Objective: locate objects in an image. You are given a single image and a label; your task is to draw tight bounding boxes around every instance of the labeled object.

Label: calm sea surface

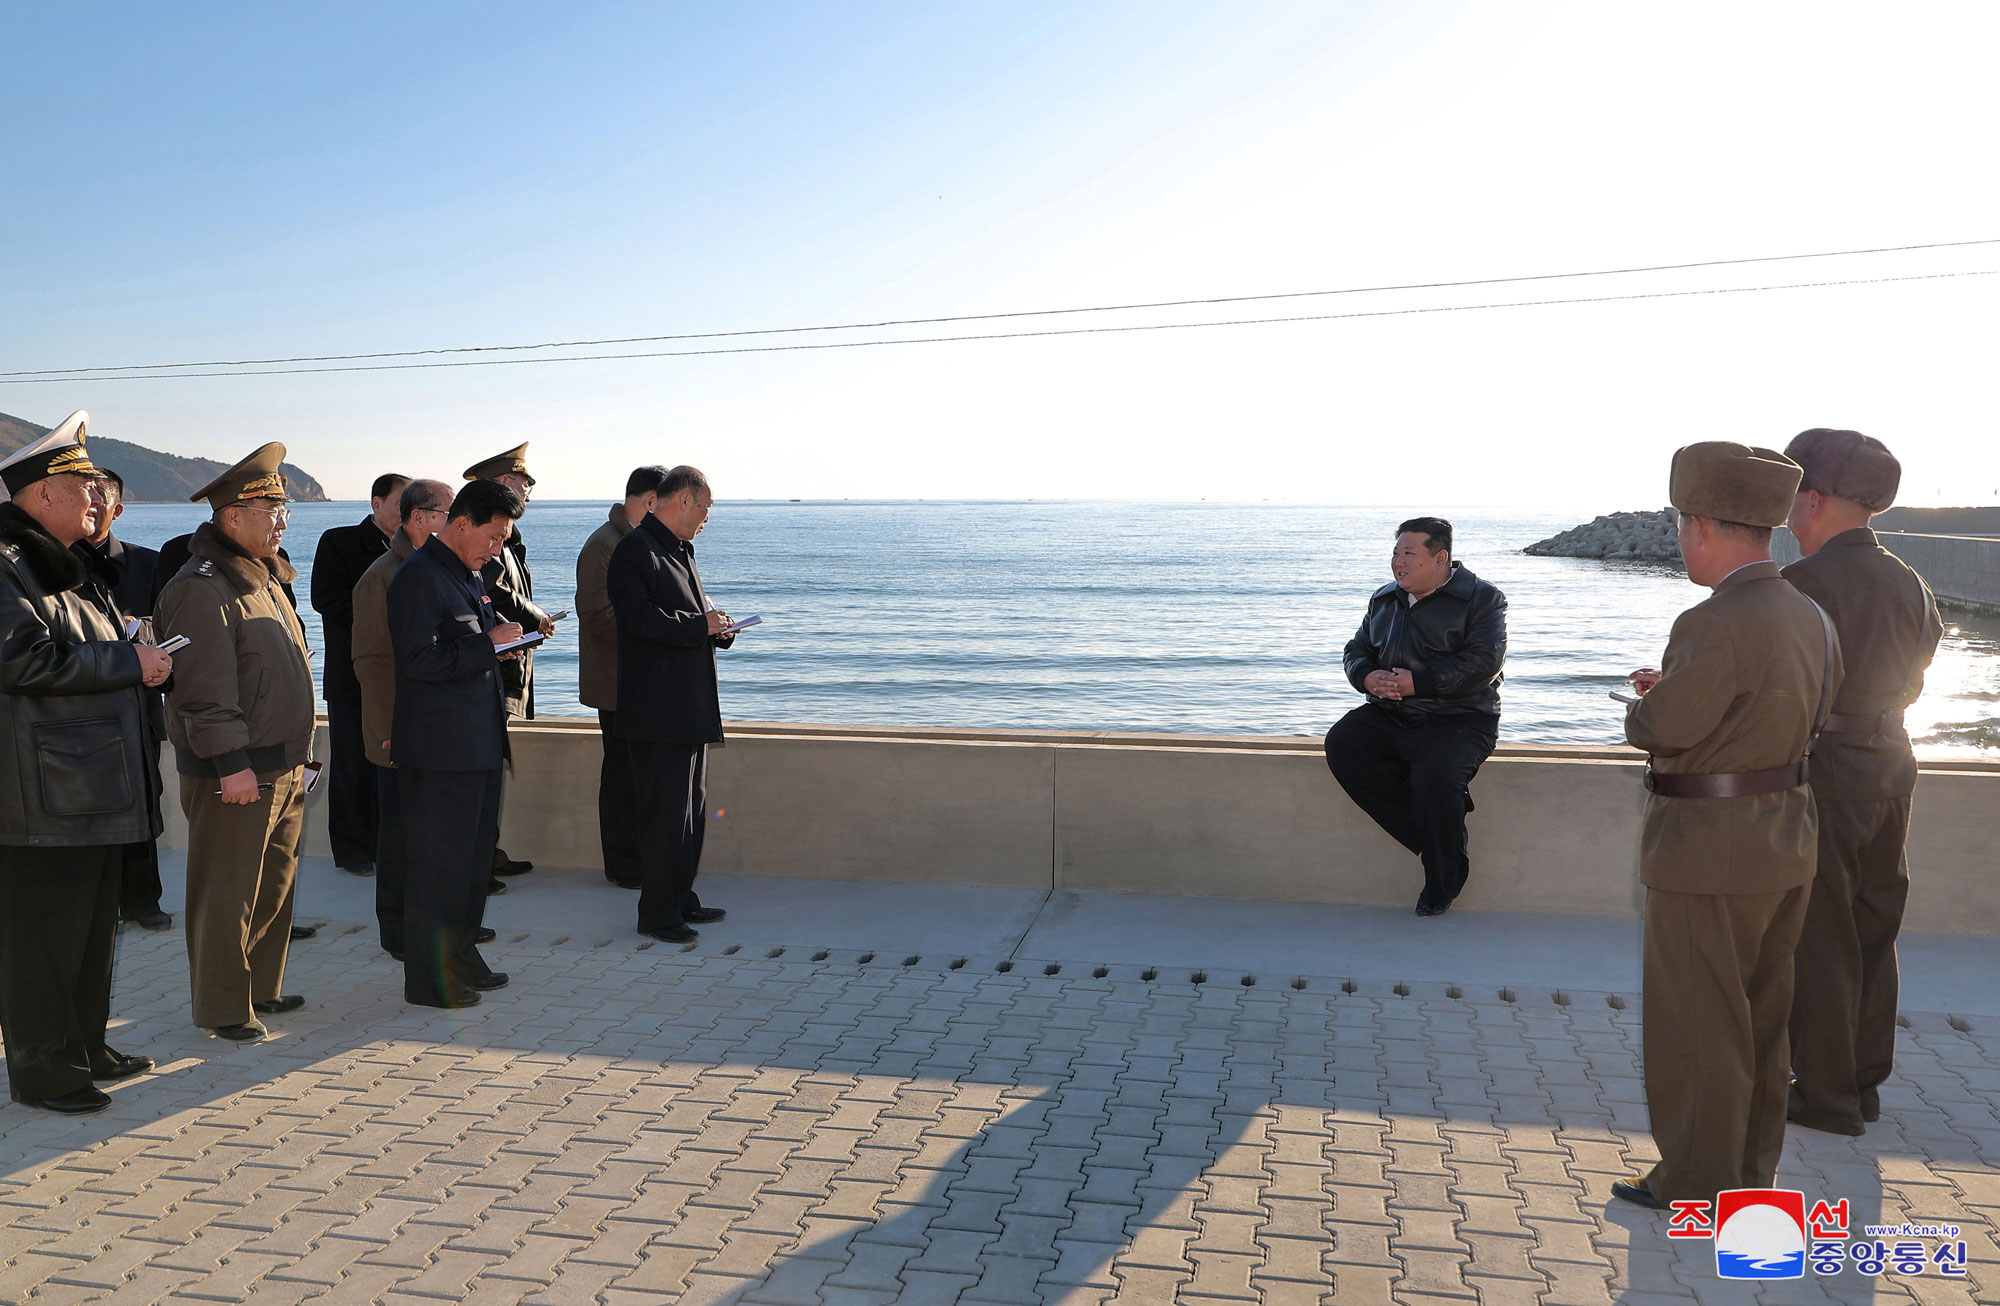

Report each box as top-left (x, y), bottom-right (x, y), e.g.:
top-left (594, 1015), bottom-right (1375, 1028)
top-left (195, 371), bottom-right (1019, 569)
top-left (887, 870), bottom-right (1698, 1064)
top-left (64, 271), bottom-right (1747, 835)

top-left (114, 501), bottom-right (2000, 756)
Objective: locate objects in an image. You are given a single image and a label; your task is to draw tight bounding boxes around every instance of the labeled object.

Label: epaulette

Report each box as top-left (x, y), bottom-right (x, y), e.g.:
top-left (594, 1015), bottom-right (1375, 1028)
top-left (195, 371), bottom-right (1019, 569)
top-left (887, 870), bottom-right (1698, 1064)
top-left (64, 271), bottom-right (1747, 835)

top-left (196, 560), bottom-right (216, 576)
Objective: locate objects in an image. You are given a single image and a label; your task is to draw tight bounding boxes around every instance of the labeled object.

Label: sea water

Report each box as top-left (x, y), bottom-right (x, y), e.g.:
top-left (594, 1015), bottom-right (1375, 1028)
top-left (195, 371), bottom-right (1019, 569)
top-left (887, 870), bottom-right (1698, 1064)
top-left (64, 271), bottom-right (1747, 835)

top-left (112, 501), bottom-right (2000, 755)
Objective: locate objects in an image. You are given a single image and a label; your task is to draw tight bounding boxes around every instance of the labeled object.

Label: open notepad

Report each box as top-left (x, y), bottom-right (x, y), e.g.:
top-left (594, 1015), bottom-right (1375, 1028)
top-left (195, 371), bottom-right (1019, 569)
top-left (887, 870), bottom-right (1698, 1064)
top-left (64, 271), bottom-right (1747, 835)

top-left (719, 614), bottom-right (762, 637)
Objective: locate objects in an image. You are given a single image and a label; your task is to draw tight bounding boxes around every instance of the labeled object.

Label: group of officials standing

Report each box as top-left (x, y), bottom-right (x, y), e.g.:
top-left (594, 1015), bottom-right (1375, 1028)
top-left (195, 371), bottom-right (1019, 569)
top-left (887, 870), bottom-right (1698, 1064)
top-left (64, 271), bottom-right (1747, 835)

top-left (0, 416), bottom-right (740, 1110)
top-left (0, 413), bottom-right (1957, 1223)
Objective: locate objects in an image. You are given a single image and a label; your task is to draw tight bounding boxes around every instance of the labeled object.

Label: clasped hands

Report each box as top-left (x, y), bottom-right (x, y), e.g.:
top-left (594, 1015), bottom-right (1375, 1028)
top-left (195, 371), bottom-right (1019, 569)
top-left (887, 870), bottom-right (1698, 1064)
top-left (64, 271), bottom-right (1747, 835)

top-left (1365, 668), bottom-right (1417, 700)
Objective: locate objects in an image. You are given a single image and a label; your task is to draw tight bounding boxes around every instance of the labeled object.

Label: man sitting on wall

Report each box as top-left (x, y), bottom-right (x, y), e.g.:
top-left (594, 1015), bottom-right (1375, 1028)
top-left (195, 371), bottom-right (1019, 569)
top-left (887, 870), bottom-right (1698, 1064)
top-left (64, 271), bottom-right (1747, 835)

top-left (1325, 517), bottom-right (1509, 917)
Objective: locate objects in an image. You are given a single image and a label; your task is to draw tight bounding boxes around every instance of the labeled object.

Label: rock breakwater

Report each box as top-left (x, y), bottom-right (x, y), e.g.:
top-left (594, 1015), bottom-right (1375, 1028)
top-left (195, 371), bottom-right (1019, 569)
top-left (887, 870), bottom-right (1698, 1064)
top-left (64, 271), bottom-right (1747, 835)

top-left (1524, 509), bottom-right (1682, 564)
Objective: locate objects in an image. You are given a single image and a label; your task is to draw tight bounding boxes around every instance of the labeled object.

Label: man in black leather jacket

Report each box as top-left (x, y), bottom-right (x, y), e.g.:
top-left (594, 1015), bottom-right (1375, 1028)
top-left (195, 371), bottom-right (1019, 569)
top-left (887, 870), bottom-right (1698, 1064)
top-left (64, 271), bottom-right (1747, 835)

top-left (1326, 517), bottom-right (1507, 917)
top-left (0, 413), bottom-right (170, 1113)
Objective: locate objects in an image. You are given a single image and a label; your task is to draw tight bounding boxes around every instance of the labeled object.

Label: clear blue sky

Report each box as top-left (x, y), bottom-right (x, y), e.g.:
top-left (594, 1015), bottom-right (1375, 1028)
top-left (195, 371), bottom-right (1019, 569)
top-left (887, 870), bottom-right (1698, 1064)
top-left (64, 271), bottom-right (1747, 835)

top-left (5, 2), bottom-right (1998, 504)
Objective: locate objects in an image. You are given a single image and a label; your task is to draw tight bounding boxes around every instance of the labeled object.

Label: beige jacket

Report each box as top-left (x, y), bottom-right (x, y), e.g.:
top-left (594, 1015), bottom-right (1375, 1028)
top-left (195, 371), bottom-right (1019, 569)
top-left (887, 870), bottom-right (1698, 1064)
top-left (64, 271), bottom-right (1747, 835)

top-left (351, 530), bottom-right (418, 767)
top-left (1626, 561), bottom-right (1844, 895)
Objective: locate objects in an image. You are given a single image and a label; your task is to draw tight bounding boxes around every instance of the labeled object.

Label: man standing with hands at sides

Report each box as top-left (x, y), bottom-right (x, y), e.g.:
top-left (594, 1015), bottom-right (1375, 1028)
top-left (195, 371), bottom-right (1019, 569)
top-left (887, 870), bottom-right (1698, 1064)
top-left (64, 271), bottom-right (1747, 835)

top-left (311, 472), bottom-right (409, 878)
top-left (1325, 517), bottom-right (1507, 917)
top-left (578, 466), bottom-right (668, 889)
top-left (72, 467), bottom-right (173, 932)
top-left (0, 413), bottom-right (166, 1113)
top-left (158, 444), bottom-right (317, 1043)
top-left (1780, 430), bottom-right (1943, 1137)
top-left (608, 465), bottom-right (735, 942)
top-left (350, 478), bottom-right (474, 962)
top-left (462, 445), bottom-right (552, 888)
top-left (1611, 442), bottom-right (1841, 1212)
top-left (388, 479), bottom-right (524, 1008)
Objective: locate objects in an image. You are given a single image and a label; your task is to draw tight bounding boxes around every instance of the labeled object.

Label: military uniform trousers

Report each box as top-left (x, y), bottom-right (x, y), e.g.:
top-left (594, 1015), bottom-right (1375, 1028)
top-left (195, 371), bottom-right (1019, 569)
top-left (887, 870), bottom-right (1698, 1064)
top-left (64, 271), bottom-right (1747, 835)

top-left (0, 846), bottom-right (120, 1102)
top-left (399, 767), bottom-right (501, 1007)
top-left (1789, 793), bottom-right (1913, 1134)
top-left (179, 764), bottom-right (304, 1029)
top-left (324, 692), bottom-right (379, 870)
top-left (1643, 882), bottom-right (1810, 1203)
top-left (597, 710), bottom-right (643, 884)
top-left (374, 767), bottom-right (408, 956)
top-left (627, 741), bottom-right (710, 933)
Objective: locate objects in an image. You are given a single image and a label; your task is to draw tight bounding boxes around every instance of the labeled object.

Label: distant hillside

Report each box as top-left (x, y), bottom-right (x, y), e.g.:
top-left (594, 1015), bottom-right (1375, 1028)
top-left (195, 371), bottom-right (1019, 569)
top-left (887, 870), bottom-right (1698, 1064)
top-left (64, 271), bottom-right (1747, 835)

top-left (0, 410), bottom-right (327, 502)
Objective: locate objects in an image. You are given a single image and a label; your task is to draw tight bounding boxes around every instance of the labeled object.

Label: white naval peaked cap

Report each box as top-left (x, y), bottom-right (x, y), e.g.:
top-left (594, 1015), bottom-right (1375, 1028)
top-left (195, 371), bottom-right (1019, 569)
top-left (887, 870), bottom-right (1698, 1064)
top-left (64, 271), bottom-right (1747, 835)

top-left (0, 411), bottom-right (100, 496)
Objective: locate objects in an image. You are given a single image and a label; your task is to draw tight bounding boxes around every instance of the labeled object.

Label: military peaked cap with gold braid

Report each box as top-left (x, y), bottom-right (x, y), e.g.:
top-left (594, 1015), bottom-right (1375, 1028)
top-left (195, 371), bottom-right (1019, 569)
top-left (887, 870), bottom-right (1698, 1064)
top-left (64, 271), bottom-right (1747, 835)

top-left (189, 442), bottom-right (291, 510)
top-left (463, 443), bottom-right (534, 484)
top-left (1784, 428), bottom-right (1901, 513)
top-left (0, 411), bottom-right (101, 495)
top-left (1668, 441), bottom-right (1802, 529)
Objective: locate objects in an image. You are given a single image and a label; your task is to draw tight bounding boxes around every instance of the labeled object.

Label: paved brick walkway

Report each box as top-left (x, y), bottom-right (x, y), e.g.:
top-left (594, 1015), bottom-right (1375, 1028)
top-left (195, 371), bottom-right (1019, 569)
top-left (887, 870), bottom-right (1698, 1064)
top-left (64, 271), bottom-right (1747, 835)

top-left (3, 919), bottom-right (1995, 1304)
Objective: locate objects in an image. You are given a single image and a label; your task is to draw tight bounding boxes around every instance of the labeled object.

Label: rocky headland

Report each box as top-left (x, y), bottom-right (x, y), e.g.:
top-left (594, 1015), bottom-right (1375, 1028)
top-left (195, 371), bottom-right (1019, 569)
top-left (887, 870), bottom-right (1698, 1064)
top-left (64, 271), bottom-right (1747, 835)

top-left (1524, 508), bottom-right (1682, 565)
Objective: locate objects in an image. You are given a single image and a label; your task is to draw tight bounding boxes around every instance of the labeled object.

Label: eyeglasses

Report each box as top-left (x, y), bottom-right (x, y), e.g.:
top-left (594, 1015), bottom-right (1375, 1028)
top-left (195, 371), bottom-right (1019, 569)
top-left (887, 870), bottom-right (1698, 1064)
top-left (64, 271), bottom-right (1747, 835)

top-left (237, 500), bottom-right (291, 523)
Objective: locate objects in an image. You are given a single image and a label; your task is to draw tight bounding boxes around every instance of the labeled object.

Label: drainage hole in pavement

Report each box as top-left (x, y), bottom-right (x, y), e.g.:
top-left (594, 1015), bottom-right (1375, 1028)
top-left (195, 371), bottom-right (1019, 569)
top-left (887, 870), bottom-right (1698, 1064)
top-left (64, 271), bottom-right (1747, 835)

top-left (1190, 971), bottom-right (1207, 985)
top-left (722, 945), bottom-right (741, 956)
top-left (1896, 1014), bottom-right (1912, 1028)
top-left (636, 941), bottom-right (654, 951)
top-left (510, 933), bottom-right (530, 943)
top-left (1392, 983), bottom-right (1410, 997)
top-left (593, 938), bottom-right (612, 948)
top-left (1498, 987), bottom-right (1517, 1003)
top-left (1291, 977), bottom-right (1307, 990)
top-left (1043, 964), bottom-right (1061, 976)
top-left (339, 924), bottom-right (368, 935)
top-left (1606, 995), bottom-right (1626, 1010)
top-left (1340, 980), bottom-right (1357, 994)
top-left (1140, 968), bottom-right (1157, 981)
top-left (680, 942), bottom-right (699, 952)
top-left (856, 952), bottom-right (875, 964)
top-left (903, 955), bottom-right (921, 967)
top-left (949, 958), bottom-right (966, 969)
top-left (1445, 985), bottom-right (1462, 999)
top-left (1239, 975), bottom-right (1255, 987)
top-left (550, 935), bottom-right (570, 946)
top-left (1092, 966), bottom-right (1108, 978)
top-left (1949, 1015), bottom-right (1974, 1032)
top-left (1552, 991), bottom-right (1571, 1006)
top-left (812, 950), bottom-right (830, 961)
top-left (996, 961), bottom-right (1013, 973)
top-left (766, 948), bottom-right (785, 959)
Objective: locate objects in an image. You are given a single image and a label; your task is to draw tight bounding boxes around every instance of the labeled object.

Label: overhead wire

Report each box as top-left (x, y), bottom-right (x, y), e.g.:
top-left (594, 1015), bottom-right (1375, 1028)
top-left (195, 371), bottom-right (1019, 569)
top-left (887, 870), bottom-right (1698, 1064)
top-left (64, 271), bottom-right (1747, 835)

top-left (2, 235), bottom-right (1997, 381)
top-left (3, 265), bottom-right (1993, 385)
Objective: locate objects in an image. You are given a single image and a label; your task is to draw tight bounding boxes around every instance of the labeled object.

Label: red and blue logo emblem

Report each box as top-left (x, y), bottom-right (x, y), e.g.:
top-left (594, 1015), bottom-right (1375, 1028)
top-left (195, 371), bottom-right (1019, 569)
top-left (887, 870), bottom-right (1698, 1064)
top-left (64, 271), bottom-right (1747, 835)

top-left (1713, 1189), bottom-right (1807, 1279)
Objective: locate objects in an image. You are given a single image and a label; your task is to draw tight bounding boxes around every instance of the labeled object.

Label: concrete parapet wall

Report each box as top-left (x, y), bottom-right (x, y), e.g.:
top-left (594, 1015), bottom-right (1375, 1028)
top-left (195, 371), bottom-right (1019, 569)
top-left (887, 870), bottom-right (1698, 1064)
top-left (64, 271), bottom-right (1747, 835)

top-left (163, 719), bottom-right (2000, 935)
top-left (1776, 528), bottom-right (2000, 612)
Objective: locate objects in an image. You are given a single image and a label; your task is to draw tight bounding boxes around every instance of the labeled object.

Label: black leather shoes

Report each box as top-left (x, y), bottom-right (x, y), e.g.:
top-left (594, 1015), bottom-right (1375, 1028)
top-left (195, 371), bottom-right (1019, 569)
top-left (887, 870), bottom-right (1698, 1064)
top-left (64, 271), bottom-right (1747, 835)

top-left (641, 924), bottom-right (699, 944)
top-left (126, 908), bottom-right (173, 930)
top-left (91, 1051), bottom-right (153, 1081)
top-left (211, 1021), bottom-right (267, 1042)
top-left (1415, 899), bottom-right (1449, 918)
top-left (684, 906), bottom-right (727, 924)
top-left (493, 857), bottom-right (534, 876)
top-left (26, 1087), bottom-right (111, 1115)
top-left (290, 924), bottom-right (317, 940)
top-left (475, 927), bottom-right (497, 944)
top-left (253, 995), bottom-right (305, 1015)
top-left (468, 973), bottom-right (510, 991)
top-left (410, 991), bottom-right (481, 1009)
top-left (340, 862), bottom-right (376, 877)
top-left (487, 877), bottom-right (508, 895)
top-left (1611, 1179), bottom-right (1665, 1211)
top-left (608, 876), bottom-right (643, 890)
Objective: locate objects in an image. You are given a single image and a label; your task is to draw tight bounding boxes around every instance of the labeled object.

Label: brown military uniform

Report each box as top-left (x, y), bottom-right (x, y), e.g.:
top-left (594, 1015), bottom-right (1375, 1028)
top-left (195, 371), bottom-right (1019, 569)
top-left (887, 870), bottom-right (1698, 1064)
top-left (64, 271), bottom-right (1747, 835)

top-left (1783, 528), bottom-right (1943, 1132)
top-left (1628, 559), bottom-right (1842, 1201)
top-left (159, 513), bottom-right (315, 1030)
top-left (351, 531), bottom-right (417, 769)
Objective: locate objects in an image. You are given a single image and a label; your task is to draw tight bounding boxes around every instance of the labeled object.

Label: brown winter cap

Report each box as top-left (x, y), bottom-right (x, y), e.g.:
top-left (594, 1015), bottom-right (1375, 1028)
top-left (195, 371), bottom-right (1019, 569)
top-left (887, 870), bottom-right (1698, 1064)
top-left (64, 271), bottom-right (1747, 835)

top-left (1668, 441), bottom-right (1802, 529)
top-left (1783, 428), bottom-right (1901, 513)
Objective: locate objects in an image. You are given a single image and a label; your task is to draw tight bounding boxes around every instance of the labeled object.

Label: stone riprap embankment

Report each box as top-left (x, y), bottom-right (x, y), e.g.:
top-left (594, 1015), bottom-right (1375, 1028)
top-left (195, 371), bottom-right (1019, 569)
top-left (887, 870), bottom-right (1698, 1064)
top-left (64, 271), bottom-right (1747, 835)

top-left (1523, 508), bottom-right (1682, 564)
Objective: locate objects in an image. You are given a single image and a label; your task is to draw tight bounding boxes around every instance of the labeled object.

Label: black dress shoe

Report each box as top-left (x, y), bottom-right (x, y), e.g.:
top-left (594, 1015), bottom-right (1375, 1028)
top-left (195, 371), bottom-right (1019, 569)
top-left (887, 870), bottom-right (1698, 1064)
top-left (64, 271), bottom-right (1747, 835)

top-left (289, 924), bottom-right (317, 940)
top-left (253, 995), bottom-right (305, 1015)
top-left (475, 927), bottom-right (497, 944)
top-left (468, 973), bottom-right (510, 991)
top-left (493, 858), bottom-right (534, 877)
top-left (409, 991), bottom-right (481, 1010)
top-left (387, 947), bottom-right (406, 961)
top-left (125, 907), bottom-right (173, 930)
top-left (607, 876), bottom-right (643, 890)
top-left (1611, 1179), bottom-right (1666, 1211)
top-left (25, 1087), bottom-right (111, 1115)
top-left (340, 862), bottom-right (376, 877)
top-left (1415, 899), bottom-right (1449, 918)
top-left (684, 906), bottom-right (727, 924)
top-left (210, 1021), bottom-right (267, 1042)
top-left (90, 1051), bottom-right (154, 1081)
top-left (641, 924), bottom-right (699, 944)
top-left (487, 877), bottom-right (508, 895)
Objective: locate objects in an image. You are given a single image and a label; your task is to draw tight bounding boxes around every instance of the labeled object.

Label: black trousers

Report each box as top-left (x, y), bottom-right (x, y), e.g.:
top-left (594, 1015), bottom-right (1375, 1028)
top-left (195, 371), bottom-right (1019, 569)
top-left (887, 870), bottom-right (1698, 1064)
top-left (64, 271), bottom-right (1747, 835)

top-left (118, 837), bottom-right (164, 917)
top-left (325, 693), bottom-right (379, 869)
top-left (628, 740), bottom-right (709, 932)
top-left (399, 768), bottom-right (500, 1006)
top-left (374, 767), bottom-right (407, 955)
top-left (0, 845), bottom-right (120, 1102)
top-left (1325, 704), bottom-right (1497, 907)
top-left (597, 711), bottom-right (644, 884)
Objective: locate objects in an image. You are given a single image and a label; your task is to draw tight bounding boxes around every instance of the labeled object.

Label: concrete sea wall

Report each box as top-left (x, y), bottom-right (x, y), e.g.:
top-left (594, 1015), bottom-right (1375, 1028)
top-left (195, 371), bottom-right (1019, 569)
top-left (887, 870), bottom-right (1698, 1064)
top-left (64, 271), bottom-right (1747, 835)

top-left (1774, 529), bottom-right (2000, 613)
top-left (163, 720), bottom-right (2000, 936)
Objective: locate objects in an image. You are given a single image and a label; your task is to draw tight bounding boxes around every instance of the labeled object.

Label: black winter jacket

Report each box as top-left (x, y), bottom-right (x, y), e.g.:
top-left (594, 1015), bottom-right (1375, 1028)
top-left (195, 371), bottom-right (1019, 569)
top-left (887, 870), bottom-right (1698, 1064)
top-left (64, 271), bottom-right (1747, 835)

top-left (482, 525), bottom-right (548, 720)
top-left (1342, 562), bottom-right (1507, 721)
top-left (388, 537), bottom-right (510, 772)
top-left (0, 502), bottom-right (157, 846)
top-left (608, 514), bottom-right (734, 744)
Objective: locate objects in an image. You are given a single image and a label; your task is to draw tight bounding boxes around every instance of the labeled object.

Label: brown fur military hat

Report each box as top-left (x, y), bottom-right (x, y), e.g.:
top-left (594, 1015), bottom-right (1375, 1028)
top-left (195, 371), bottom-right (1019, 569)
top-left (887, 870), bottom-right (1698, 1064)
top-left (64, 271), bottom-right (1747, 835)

top-left (1668, 441), bottom-right (1802, 528)
top-left (189, 442), bottom-right (290, 510)
top-left (1783, 428), bottom-right (1900, 513)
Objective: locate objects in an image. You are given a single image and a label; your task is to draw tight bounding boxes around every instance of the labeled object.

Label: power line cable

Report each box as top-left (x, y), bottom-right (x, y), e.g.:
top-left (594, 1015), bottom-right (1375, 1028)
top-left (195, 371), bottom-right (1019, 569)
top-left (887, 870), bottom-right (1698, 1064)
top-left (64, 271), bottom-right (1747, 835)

top-left (6, 267), bottom-right (1992, 386)
top-left (3, 236), bottom-right (1997, 380)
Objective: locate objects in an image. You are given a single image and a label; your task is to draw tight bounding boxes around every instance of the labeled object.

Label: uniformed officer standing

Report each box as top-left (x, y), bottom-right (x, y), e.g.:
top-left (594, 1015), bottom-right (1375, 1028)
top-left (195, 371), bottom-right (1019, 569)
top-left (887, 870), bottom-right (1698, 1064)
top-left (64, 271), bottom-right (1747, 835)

top-left (158, 444), bottom-right (317, 1042)
top-left (462, 445), bottom-right (554, 886)
top-left (0, 413), bottom-right (167, 1113)
top-left (1613, 442), bottom-right (1842, 1210)
top-left (577, 465), bottom-right (667, 888)
top-left (1781, 430), bottom-right (1944, 1136)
